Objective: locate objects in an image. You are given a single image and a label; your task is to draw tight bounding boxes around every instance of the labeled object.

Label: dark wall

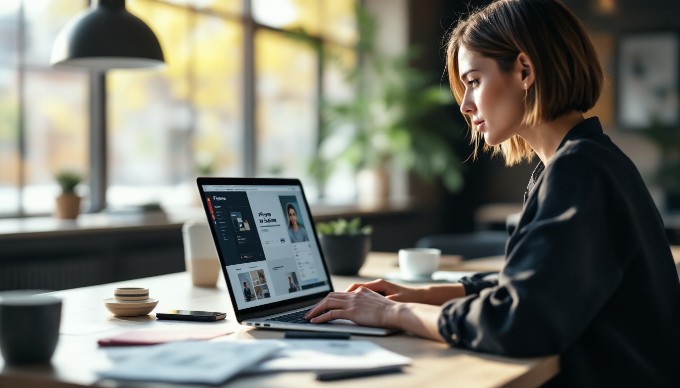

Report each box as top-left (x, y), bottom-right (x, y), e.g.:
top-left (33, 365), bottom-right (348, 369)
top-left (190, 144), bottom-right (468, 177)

top-left (0, 227), bottom-right (186, 291)
top-left (569, 0), bottom-right (680, 33)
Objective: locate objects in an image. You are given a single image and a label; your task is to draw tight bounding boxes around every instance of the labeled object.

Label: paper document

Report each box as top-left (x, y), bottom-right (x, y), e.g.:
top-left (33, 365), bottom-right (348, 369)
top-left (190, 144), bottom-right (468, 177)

top-left (249, 340), bottom-right (411, 372)
top-left (98, 339), bottom-right (410, 384)
top-left (98, 340), bottom-right (282, 385)
top-left (98, 328), bottom-right (232, 346)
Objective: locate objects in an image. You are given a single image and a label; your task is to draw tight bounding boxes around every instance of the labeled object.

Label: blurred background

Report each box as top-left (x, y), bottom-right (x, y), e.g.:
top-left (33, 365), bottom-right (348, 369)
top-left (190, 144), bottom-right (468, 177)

top-left (1, 0), bottom-right (679, 289)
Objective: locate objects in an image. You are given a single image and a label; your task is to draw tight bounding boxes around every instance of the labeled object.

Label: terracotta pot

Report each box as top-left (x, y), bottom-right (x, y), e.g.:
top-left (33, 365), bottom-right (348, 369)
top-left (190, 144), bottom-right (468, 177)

top-left (55, 193), bottom-right (81, 219)
top-left (319, 234), bottom-right (371, 276)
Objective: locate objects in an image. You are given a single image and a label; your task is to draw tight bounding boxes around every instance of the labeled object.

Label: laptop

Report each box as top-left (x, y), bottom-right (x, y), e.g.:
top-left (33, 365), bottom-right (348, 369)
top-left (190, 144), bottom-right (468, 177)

top-left (196, 177), bottom-right (395, 336)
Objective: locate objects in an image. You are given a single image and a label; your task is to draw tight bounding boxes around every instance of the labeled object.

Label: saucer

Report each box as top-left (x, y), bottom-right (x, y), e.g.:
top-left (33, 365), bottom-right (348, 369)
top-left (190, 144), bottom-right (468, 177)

top-left (104, 298), bottom-right (158, 317)
top-left (384, 271), bottom-right (445, 283)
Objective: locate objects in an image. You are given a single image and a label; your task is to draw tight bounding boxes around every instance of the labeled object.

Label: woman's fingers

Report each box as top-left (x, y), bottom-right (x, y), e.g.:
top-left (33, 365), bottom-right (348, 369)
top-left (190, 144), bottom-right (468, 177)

top-left (304, 293), bottom-right (351, 319)
top-left (345, 282), bottom-right (365, 292)
top-left (345, 279), bottom-right (394, 294)
top-left (309, 307), bottom-right (343, 323)
top-left (304, 287), bottom-right (399, 328)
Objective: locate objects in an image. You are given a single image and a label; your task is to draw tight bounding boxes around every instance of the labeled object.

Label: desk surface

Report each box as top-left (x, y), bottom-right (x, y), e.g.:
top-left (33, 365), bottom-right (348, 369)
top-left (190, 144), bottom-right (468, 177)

top-left (0, 252), bottom-right (558, 388)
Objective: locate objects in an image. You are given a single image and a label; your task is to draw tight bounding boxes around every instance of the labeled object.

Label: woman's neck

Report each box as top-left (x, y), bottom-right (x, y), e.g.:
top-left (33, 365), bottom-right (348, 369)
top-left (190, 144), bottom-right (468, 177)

top-left (519, 111), bottom-right (584, 165)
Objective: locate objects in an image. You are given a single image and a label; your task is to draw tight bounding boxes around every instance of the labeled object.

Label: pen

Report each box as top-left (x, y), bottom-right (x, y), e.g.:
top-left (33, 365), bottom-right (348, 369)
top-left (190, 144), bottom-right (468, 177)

top-left (315, 366), bottom-right (403, 381)
top-left (284, 331), bottom-right (351, 340)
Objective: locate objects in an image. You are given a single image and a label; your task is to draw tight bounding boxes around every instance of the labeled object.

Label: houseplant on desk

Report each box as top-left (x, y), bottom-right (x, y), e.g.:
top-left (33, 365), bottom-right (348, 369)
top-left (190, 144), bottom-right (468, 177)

top-left (317, 218), bottom-right (373, 276)
top-left (54, 169), bottom-right (83, 219)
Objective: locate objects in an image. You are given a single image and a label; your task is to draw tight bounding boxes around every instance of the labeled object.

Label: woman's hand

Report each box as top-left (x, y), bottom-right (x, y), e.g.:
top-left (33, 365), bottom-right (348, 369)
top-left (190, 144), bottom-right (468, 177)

top-left (346, 279), bottom-right (466, 305)
top-left (345, 279), bottom-right (425, 303)
top-left (304, 287), bottom-right (402, 328)
top-left (303, 286), bottom-right (447, 342)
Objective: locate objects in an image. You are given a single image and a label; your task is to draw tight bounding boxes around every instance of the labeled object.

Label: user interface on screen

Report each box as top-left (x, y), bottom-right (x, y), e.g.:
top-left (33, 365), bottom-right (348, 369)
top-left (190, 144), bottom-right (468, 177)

top-left (201, 184), bottom-right (330, 311)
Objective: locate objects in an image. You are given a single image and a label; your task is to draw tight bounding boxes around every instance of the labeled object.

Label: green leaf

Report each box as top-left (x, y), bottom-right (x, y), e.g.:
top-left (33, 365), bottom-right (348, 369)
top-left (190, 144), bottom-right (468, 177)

top-left (316, 217), bottom-right (372, 236)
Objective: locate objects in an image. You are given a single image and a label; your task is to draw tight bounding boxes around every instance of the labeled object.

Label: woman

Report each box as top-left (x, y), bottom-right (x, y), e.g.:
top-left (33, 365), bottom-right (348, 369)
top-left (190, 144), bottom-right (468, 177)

top-left (305, 0), bottom-right (680, 386)
top-left (242, 281), bottom-right (253, 302)
top-left (287, 203), bottom-right (309, 243)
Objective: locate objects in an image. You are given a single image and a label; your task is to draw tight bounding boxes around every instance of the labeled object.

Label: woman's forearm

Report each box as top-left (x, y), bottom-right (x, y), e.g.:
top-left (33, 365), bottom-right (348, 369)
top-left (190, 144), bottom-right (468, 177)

top-left (392, 303), bottom-right (447, 342)
top-left (418, 283), bottom-right (466, 305)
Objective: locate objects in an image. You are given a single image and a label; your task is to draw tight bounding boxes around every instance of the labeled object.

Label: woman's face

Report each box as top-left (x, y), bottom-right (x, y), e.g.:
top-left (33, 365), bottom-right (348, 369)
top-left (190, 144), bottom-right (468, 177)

top-left (288, 207), bottom-right (298, 226)
top-left (457, 46), bottom-right (525, 146)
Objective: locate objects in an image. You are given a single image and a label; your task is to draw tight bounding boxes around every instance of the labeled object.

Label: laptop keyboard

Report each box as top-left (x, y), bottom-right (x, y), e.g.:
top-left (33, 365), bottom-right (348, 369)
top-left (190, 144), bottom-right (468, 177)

top-left (266, 308), bottom-right (311, 324)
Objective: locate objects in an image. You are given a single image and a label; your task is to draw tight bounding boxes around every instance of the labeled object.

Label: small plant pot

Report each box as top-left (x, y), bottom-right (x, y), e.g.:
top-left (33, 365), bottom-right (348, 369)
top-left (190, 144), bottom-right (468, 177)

top-left (55, 193), bottom-right (81, 220)
top-left (319, 234), bottom-right (371, 276)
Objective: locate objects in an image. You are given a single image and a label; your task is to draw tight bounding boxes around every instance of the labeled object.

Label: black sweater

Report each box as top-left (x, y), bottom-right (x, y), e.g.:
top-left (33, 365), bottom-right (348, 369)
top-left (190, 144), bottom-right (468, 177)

top-left (438, 117), bottom-right (680, 387)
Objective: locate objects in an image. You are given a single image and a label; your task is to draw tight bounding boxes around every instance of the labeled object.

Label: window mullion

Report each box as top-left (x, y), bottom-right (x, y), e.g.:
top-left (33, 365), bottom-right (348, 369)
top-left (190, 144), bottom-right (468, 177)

top-left (243, 0), bottom-right (256, 177)
top-left (89, 72), bottom-right (106, 212)
top-left (17, 0), bottom-right (26, 216)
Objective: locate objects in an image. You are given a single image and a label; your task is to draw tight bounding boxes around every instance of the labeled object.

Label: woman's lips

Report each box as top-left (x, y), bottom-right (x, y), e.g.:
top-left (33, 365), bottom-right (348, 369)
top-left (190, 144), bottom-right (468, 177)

top-left (474, 120), bottom-right (485, 131)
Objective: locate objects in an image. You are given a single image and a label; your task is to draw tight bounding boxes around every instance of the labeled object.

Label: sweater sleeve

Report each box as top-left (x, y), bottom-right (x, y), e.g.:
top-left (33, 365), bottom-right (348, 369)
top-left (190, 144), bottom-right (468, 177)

top-left (439, 150), bottom-right (631, 356)
top-left (458, 272), bottom-right (499, 295)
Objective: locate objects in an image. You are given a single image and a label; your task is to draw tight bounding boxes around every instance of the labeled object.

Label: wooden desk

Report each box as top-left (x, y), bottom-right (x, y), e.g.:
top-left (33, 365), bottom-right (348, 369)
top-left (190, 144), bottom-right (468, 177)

top-left (0, 252), bottom-right (558, 388)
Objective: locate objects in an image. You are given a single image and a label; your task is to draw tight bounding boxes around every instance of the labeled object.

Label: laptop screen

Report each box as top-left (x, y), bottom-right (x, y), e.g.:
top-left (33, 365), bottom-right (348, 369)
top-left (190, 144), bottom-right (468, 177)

top-left (198, 179), bottom-right (332, 312)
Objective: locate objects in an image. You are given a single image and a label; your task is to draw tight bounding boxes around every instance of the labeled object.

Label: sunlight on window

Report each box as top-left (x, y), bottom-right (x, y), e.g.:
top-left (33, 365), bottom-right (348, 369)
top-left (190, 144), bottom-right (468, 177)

top-left (0, 0), bottom-right (359, 217)
top-left (192, 13), bottom-right (243, 179)
top-left (252, 0), bottom-right (299, 30)
top-left (108, 0), bottom-right (243, 209)
top-left (255, 29), bottom-right (317, 195)
top-left (21, 0), bottom-right (88, 215)
top-left (0, 1), bottom-right (19, 215)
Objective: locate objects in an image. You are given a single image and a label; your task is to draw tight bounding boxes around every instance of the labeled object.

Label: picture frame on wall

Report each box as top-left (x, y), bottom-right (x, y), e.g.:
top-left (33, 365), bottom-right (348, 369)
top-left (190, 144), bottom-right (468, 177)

top-left (617, 32), bottom-right (679, 130)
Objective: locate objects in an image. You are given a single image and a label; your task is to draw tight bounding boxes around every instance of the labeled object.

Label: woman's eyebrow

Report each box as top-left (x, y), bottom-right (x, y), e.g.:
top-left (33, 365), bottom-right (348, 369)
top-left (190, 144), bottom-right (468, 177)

top-left (460, 68), bottom-right (478, 81)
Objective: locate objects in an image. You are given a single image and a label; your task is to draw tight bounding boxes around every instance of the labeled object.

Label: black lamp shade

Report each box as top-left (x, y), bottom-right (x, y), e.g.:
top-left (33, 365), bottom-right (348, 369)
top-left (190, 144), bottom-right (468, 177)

top-left (51, 0), bottom-right (165, 71)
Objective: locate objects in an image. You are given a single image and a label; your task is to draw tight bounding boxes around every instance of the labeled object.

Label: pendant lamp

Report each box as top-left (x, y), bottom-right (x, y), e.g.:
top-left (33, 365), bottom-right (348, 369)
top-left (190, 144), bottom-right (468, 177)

top-left (51, 0), bottom-right (164, 71)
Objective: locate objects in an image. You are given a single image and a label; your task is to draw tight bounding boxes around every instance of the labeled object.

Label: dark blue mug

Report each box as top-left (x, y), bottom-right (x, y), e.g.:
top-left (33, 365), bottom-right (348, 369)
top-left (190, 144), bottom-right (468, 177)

top-left (0, 291), bottom-right (62, 364)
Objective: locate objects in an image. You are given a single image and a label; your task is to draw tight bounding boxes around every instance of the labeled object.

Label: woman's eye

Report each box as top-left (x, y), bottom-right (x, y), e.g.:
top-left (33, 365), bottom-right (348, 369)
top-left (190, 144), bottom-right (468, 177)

top-left (467, 79), bottom-right (479, 87)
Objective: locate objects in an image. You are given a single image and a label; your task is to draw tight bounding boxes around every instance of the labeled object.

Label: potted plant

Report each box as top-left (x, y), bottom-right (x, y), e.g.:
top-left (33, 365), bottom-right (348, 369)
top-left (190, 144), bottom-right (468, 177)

top-left (316, 217), bottom-right (372, 276)
top-left (54, 169), bottom-right (83, 219)
top-left (309, 5), bottom-right (464, 203)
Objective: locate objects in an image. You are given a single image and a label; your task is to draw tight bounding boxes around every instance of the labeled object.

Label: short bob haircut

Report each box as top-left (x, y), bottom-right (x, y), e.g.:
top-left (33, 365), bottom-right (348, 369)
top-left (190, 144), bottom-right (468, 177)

top-left (447, 0), bottom-right (603, 166)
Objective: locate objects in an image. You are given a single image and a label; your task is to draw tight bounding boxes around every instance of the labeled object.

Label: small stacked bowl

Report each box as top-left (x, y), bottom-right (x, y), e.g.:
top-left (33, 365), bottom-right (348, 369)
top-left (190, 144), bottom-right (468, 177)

top-left (103, 287), bottom-right (158, 317)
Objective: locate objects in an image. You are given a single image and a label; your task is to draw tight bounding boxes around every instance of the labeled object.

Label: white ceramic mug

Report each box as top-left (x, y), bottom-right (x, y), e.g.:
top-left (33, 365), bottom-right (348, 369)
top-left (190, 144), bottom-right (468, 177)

top-left (398, 248), bottom-right (441, 279)
top-left (182, 221), bottom-right (220, 287)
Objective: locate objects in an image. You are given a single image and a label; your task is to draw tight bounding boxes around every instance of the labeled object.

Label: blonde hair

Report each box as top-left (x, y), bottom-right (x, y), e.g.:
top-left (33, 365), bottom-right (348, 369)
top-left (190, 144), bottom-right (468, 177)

top-left (446, 0), bottom-right (603, 165)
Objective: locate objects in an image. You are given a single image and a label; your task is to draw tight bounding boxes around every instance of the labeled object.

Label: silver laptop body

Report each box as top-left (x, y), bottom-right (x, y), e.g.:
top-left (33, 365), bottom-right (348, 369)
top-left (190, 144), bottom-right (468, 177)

top-left (197, 177), bottom-right (395, 336)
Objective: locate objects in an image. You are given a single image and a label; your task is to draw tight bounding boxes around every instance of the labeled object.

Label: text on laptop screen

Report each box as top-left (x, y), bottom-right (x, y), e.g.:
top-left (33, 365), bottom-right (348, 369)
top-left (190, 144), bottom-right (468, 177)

top-left (201, 184), bottom-right (331, 311)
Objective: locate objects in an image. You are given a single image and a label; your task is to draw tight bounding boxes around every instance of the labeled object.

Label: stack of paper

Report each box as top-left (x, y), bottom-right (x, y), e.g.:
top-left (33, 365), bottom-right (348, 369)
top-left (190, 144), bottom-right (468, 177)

top-left (250, 339), bottom-right (411, 372)
top-left (98, 339), bottom-right (411, 385)
top-left (98, 341), bottom-right (282, 385)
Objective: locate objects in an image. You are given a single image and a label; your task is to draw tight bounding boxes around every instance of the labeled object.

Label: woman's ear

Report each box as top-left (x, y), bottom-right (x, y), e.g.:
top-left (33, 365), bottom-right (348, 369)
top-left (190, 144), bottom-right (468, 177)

top-left (516, 52), bottom-right (535, 90)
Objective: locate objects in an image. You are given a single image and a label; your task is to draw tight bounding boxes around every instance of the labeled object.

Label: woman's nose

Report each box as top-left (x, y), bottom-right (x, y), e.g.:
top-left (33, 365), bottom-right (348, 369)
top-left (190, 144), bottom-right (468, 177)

top-left (459, 94), bottom-right (475, 116)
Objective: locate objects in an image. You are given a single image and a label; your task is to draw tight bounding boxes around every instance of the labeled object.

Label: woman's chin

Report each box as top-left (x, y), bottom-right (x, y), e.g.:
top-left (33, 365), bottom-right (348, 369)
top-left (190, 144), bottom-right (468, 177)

top-left (483, 134), bottom-right (502, 146)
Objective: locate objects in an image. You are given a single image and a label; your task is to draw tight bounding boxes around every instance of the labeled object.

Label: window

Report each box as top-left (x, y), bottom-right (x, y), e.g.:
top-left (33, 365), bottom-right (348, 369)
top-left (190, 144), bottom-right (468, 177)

top-left (0, 1), bottom-right (20, 215)
top-left (0, 0), bottom-right (89, 216)
top-left (0, 0), bottom-right (358, 217)
top-left (254, 29), bottom-right (317, 181)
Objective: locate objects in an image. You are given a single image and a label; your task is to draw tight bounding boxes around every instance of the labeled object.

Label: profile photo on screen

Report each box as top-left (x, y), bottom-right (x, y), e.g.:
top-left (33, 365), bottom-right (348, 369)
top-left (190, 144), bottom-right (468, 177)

top-left (279, 196), bottom-right (309, 243)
